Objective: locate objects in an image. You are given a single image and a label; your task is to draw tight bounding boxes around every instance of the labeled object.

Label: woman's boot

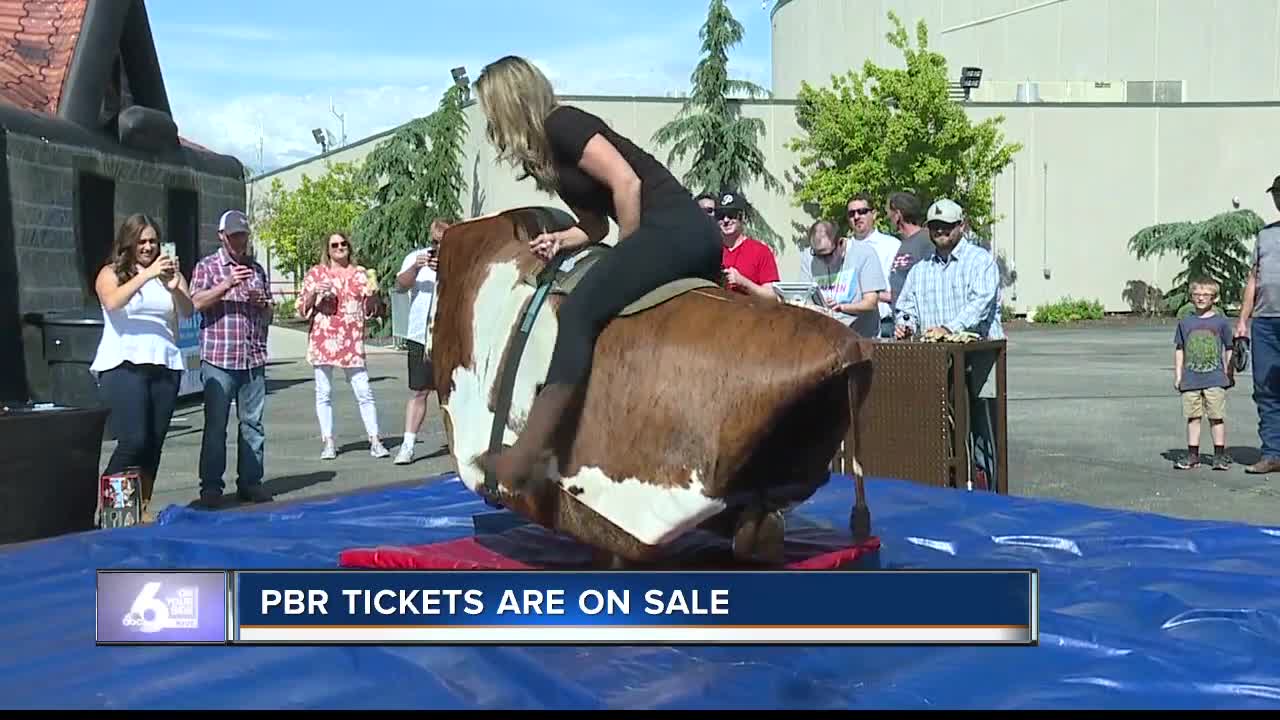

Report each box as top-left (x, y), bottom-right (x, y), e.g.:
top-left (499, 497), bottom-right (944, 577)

top-left (479, 383), bottom-right (578, 493)
top-left (140, 469), bottom-right (156, 523)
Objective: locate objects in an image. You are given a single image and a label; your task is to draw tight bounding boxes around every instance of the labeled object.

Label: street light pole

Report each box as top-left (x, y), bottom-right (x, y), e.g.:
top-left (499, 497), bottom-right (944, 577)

top-left (330, 98), bottom-right (347, 147)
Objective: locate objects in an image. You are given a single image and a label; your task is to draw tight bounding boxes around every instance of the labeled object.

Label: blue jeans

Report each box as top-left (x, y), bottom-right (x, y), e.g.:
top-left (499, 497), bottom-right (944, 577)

top-left (198, 361), bottom-right (266, 494)
top-left (1252, 317), bottom-right (1280, 459)
top-left (97, 362), bottom-right (181, 482)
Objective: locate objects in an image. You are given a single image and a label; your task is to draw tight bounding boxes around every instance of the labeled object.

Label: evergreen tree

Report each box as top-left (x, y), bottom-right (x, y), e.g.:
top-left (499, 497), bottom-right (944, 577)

top-left (1128, 208), bottom-right (1263, 314)
top-left (652, 0), bottom-right (782, 249)
top-left (354, 84), bottom-right (469, 311)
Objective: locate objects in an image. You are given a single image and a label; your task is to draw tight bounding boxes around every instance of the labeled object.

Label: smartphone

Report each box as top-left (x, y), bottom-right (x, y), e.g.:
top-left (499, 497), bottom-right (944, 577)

top-left (160, 242), bottom-right (176, 260)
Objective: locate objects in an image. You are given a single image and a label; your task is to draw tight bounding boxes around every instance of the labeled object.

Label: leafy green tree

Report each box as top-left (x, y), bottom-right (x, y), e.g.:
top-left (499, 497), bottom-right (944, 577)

top-left (354, 84), bottom-right (468, 301)
top-left (786, 11), bottom-right (1021, 239)
top-left (255, 160), bottom-right (371, 285)
top-left (1128, 208), bottom-right (1263, 314)
top-left (652, 0), bottom-right (782, 249)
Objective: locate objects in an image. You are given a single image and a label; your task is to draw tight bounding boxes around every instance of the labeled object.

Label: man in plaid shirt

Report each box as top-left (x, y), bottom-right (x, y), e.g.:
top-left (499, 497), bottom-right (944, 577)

top-left (894, 198), bottom-right (1004, 491)
top-left (189, 210), bottom-right (274, 508)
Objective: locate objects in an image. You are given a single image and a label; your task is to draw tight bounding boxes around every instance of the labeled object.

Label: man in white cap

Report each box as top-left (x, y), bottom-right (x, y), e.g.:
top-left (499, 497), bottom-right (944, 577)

top-left (894, 197), bottom-right (1003, 491)
top-left (189, 209), bottom-right (275, 508)
top-left (893, 198), bottom-right (1002, 341)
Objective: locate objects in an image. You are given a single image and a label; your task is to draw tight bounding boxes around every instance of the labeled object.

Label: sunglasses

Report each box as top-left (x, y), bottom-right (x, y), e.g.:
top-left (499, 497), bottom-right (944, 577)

top-left (848, 208), bottom-right (873, 217)
top-left (329, 241), bottom-right (349, 249)
top-left (716, 211), bottom-right (741, 221)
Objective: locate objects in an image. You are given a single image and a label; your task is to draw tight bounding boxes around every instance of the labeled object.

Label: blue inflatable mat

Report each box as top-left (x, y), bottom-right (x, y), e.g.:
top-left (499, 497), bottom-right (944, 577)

top-left (1, 473), bottom-right (1278, 710)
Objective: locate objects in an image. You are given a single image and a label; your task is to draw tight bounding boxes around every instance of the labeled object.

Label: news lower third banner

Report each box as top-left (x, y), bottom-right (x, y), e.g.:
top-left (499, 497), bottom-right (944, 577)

top-left (96, 569), bottom-right (1038, 646)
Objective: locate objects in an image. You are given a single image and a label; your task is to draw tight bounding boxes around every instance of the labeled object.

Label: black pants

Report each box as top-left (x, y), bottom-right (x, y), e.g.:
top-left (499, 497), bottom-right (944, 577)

top-left (98, 361), bottom-right (181, 480)
top-left (546, 202), bottom-right (722, 387)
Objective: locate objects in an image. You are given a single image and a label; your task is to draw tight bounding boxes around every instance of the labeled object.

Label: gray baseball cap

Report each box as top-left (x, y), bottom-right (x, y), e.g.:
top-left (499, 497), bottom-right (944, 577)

top-left (219, 210), bottom-right (250, 235)
top-left (926, 199), bottom-right (964, 224)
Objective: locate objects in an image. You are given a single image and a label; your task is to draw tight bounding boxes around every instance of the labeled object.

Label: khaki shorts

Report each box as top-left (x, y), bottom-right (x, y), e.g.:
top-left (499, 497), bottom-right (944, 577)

top-left (1182, 387), bottom-right (1226, 420)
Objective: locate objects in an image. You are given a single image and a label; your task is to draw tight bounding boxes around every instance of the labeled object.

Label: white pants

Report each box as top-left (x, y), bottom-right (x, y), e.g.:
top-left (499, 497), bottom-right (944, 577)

top-left (314, 365), bottom-right (379, 439)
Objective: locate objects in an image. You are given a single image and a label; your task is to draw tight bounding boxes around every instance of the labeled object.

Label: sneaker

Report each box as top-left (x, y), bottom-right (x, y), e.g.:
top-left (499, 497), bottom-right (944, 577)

top-left (320, 439), bottom-right (337, 460)
top-left (1174, 455), bottom-right (1200, 470)
top-left (1212, 453), bottom-right (1232, 471)
top-left (394, 444), bottom-right (415, 465)
top-left (370, 438), bottom-right (390, 458)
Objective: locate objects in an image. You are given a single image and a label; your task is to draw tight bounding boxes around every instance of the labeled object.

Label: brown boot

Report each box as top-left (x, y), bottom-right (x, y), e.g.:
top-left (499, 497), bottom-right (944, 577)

top-left (1245, 457), bottom-right (1280, 474)
top-left (478, 383), bottom-right (579, 494)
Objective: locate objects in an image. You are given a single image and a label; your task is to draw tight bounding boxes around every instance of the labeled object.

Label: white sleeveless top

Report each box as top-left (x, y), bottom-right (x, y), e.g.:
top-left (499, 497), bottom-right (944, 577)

top-left (89, 275), bottom-right (185, 373)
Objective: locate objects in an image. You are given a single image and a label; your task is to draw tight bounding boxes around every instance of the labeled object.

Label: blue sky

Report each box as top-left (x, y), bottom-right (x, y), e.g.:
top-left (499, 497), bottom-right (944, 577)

top-left (146, 0), bottom-right (775, 173)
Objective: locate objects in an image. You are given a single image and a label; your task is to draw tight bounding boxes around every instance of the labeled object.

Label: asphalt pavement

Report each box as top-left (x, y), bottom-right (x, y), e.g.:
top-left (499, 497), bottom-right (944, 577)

top-left (114, 322), bottom-right (1278, 527)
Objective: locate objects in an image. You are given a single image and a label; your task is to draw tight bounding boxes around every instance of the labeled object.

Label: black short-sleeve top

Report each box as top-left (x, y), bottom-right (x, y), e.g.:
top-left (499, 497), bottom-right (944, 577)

top-left (543, 105), bottom-right (689, 220)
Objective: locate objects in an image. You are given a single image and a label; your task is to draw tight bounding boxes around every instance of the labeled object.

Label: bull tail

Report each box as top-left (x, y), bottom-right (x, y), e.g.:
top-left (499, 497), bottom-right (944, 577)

top-left (840, 336), bottom-right (873, 542)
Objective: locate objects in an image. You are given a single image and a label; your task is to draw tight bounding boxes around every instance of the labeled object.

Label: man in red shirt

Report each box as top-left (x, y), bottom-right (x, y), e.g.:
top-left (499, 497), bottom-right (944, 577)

top-left (717, 191), bottom-right (780, 301)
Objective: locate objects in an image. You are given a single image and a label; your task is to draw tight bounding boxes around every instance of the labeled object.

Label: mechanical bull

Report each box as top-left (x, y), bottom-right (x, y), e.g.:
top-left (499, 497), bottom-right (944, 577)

top-left (427, 206), bottom-right (874, 566)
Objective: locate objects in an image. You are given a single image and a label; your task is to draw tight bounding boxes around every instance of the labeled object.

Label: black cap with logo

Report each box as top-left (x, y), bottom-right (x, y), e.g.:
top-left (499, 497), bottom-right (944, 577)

top-left (716, 191), bottom-right (746, 215)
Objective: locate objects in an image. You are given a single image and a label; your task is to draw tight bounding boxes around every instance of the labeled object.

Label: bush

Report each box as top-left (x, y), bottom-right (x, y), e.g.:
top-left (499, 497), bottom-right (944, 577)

top-left (1000, 302), bottom-right (1017, 320)
top-left (1033, 297), bottom-right (1105, 324)
top-left (1122, 279), bottom-right (1172, 317)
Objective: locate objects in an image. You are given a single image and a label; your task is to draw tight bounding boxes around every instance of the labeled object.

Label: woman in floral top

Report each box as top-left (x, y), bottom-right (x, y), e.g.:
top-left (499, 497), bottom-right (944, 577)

top-left (297, 232), bottom-right (389, 459)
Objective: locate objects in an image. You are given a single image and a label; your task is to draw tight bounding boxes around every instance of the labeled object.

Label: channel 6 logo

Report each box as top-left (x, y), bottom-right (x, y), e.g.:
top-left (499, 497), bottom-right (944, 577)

top-left (122, 580), bottom-right (199, 633)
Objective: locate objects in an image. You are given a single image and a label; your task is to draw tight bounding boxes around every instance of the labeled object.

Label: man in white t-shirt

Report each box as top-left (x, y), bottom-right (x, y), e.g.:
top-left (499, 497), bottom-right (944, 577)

top-left (846, 192), bottom-right (900, 337)
top-left (393, 218), bottom-right (448, 465)
top-left (798, 219), bottom-right (886, 338)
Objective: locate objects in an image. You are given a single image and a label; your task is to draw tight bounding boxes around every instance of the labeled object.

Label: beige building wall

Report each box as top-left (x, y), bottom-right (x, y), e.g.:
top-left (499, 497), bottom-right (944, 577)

top-left (771, 0), bottom-right (1280, 103)
top-left (251, 95), bottom-right (1280, 314)
top-left (458, 96), bottom-right (1280, 315)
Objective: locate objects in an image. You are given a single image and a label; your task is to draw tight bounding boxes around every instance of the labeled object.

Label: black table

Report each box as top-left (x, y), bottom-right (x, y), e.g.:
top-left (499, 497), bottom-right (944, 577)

top-left (0, 404), bottom-right (107, 544)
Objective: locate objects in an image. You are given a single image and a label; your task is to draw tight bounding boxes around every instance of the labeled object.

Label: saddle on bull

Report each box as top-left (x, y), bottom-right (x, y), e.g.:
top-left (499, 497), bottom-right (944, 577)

top-left (427, 205), bottom-right (876, 567)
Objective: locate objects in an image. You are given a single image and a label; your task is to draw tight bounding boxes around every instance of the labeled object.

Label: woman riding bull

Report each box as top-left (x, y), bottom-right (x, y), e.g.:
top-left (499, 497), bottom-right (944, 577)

top-left (473, 55), bottom-right (723, 490)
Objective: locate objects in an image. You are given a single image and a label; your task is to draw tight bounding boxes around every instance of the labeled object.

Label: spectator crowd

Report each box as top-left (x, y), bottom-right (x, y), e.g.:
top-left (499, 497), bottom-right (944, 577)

top-left (90, 175), bottom-right (1280, 522)
top-left (705, 186), bottom-right (1004, 343)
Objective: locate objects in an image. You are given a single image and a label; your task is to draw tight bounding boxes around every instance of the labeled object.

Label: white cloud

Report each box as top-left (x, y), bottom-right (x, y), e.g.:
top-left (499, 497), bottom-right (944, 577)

top-left (170, 84), bottom-right (444, 172)
top-left (167, 12), bottom-right (772, 173)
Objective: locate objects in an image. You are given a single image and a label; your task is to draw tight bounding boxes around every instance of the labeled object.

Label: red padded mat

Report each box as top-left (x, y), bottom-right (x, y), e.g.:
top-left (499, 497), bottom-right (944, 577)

top-left (339, 516), bottom-right (881, 570)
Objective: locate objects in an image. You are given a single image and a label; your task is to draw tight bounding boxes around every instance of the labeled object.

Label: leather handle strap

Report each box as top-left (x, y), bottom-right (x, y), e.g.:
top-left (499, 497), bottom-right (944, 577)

top-left (482, 215), bottom-right (570, 499)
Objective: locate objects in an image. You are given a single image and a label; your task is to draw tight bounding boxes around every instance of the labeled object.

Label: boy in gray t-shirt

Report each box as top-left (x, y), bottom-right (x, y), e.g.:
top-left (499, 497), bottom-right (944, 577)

top-left (1174, 278), bottom-right (1236, 470)
top-left (798, 221), bottom-right (887, 338)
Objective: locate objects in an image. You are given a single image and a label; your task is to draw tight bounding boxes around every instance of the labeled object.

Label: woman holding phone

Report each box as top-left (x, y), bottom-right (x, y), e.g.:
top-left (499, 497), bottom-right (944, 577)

top-left (90, 213), bottom-right (194, 522)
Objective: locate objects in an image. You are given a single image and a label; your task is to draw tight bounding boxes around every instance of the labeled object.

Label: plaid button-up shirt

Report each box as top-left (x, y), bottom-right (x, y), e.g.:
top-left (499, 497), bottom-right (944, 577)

top-left (190, 247), bottom-right (271, 369)
top-left (894, 239), bottom-right (1004, 339)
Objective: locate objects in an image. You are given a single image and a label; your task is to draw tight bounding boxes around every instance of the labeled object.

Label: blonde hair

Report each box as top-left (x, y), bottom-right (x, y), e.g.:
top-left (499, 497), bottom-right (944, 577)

top-left (474, 55), bottom-right (560, 193)
top-left (1189, 277), bottom-right (1220, 297)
